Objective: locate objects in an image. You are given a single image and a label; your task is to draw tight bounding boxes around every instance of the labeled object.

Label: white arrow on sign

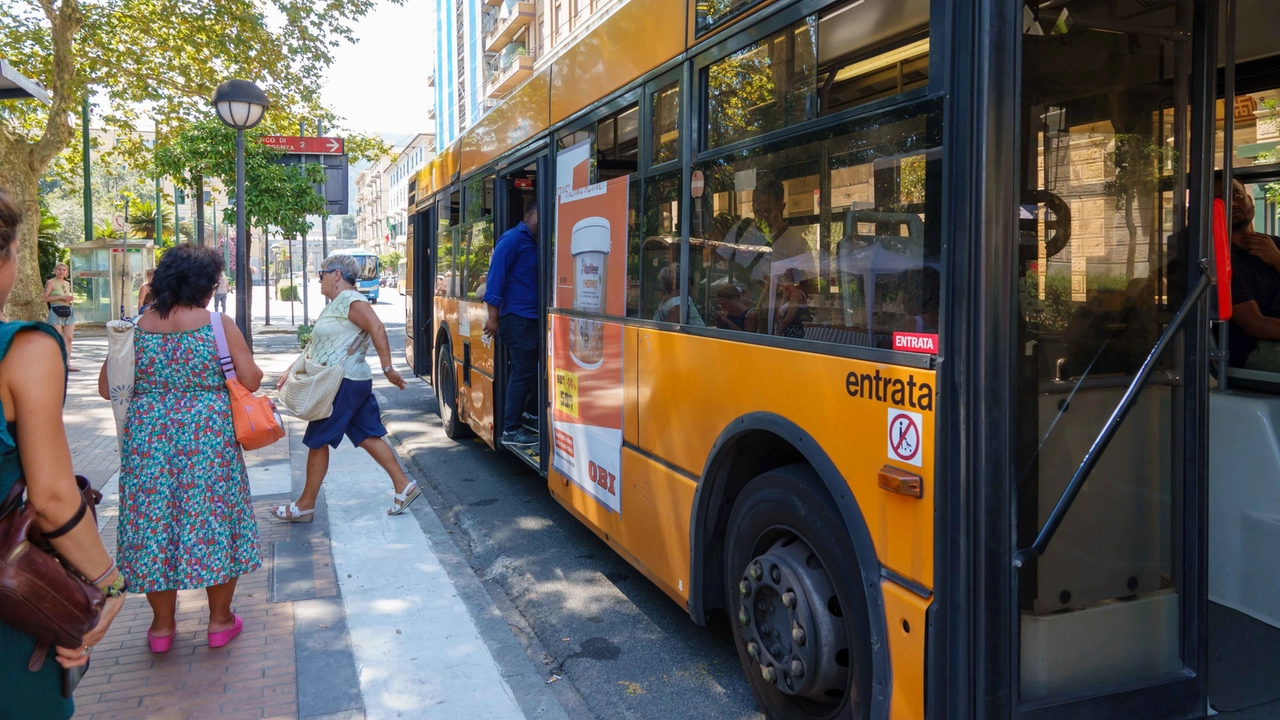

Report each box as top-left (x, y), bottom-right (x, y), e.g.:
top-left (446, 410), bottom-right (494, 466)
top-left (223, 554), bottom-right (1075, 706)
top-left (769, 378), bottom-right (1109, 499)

top-left (327, 138), bottom-right (341, 152)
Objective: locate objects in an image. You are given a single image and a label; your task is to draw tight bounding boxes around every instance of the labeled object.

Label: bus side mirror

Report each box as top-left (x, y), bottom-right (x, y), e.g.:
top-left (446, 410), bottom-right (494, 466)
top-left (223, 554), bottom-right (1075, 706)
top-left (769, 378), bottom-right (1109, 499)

top-left (1213, 198), bottom-right (1232, 322)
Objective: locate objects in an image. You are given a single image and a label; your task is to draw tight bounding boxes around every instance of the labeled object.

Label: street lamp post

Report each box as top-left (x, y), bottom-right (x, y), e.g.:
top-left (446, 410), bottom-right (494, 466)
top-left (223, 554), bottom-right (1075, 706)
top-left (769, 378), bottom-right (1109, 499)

top-left (211, 79), bottom-right (268, 346)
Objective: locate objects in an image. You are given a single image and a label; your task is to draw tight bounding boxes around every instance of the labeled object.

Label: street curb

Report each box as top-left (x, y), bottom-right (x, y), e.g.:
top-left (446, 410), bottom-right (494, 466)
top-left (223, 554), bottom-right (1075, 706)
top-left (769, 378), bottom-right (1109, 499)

top-left (378, 397), bottom-right (588, 720)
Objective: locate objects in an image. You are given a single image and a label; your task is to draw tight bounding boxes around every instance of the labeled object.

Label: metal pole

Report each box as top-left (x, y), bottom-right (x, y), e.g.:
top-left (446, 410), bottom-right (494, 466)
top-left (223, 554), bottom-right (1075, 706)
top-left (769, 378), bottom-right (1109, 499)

top-left (195, 176), bottom-right (205, 246)
top-left (263, 234), bottom-right (271, 325)
top-left (82, 97), bottom-right (93, 244)
top-left (235, 129), bottom-right (252, 346)
top-left (155, 176), bottom-right (161, 244)
top-left (1219, 0), bottom-right (1236, 389)
top-left (321, 212), bottom-right (329, 259)
top-left (300, 232), bottom-right (309, 324)
top-left (288, 235), bottom-right (295, 325)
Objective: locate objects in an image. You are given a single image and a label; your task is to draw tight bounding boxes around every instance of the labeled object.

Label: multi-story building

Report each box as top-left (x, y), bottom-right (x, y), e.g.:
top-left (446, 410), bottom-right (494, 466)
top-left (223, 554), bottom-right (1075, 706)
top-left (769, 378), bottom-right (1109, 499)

top-left (432, 0), bottom-right (625, 145)
top-left (355, 133), bottom-right (435, 255)
top-left (355, 156), bottom-right (391, 252)
top-left (433, 0), bottom-right (489, 148)
top-left (387, 133), bottom-right (435, 254)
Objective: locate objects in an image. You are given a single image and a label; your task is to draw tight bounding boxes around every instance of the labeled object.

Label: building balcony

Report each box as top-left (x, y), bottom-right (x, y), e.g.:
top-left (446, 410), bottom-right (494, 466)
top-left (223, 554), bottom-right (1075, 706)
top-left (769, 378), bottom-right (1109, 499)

top-left (483, 1), bottom-right (535, 53)
top-left (486, 47), bottom-right (535, 98)
top-left (426, 70), bottom-right (435, 88)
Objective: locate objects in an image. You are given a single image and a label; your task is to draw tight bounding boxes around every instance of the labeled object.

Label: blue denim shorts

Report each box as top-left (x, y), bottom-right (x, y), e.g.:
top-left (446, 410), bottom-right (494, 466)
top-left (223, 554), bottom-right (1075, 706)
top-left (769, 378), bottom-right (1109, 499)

top-left (302, 379), bottom-right (387, 450)
top-left (45, 307), bottom-right (74, 326)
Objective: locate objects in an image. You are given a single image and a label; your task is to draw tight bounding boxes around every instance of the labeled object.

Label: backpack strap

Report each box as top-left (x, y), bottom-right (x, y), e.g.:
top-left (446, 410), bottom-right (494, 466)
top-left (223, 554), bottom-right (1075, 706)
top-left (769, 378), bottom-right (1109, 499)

top-left (208, 312), bottom-right (237, 381)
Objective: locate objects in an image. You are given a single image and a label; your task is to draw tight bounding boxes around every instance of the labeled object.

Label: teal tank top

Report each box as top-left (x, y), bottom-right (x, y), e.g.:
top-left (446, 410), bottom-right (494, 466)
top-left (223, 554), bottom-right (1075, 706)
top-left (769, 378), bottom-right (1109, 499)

top-left (0, 321), bottom-right (71, 720)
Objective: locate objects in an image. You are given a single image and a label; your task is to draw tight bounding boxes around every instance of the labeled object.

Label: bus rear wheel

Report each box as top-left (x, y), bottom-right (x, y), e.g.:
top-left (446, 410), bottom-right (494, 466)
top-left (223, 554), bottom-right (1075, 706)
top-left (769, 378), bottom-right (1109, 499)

top-left (434, 344), bottom-right (470, 439)
top-left (724, 464), bottom-right (872, 720)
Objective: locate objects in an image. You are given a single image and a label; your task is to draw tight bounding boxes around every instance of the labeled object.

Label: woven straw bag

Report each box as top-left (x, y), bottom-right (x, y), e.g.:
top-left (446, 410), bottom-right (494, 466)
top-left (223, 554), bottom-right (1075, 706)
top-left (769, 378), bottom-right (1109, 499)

top-left (105, 319), bottom-right (137, 452)
top-left (278, 332), bottom-right (367, 422)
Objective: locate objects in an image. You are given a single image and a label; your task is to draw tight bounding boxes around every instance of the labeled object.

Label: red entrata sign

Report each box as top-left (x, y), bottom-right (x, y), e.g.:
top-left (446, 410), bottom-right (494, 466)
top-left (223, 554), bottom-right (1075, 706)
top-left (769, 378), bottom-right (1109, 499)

top-left (893, 332), bottom-right (939, 354)
top-left (260, 135), bottom-right (344, 154)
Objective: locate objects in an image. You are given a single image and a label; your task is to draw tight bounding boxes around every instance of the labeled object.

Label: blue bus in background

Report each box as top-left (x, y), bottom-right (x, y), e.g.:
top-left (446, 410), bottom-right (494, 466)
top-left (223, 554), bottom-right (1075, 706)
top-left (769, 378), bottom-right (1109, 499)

top-left (336, 249), bottom-right (381, 303)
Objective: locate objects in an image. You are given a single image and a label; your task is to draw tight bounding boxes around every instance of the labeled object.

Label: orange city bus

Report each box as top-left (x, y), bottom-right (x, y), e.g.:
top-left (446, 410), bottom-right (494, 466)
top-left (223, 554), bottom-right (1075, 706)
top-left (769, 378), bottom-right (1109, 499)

top-left (403, 0), bottom-right (1280, 717)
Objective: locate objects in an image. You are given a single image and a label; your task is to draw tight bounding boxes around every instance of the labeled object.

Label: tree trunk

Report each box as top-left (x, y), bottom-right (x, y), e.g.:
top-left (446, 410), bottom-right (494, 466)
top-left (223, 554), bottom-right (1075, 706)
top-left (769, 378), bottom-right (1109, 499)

top-left (0, 162), bottom-right (48, 322)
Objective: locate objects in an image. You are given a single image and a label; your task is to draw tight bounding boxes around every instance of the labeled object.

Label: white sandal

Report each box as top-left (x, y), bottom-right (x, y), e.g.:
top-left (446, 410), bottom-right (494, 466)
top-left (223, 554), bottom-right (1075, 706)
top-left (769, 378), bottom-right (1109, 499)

top-left (388, 481), bottom-right (421, 516)
top-left (272, 502), bottom-right (315, 523)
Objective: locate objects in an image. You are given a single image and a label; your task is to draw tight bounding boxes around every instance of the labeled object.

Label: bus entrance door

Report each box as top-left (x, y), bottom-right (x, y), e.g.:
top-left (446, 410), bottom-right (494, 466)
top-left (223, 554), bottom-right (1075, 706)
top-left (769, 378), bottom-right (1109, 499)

top-left (983, 1), bottom-right (1217, 718)
top-left (495, 154), bottom-right (548, 472)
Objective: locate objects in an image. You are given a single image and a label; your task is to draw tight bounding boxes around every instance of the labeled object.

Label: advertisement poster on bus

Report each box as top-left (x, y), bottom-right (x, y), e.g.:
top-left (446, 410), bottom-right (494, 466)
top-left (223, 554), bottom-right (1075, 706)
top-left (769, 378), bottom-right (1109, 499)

top-left (550, 169), bottom-right (630, 513)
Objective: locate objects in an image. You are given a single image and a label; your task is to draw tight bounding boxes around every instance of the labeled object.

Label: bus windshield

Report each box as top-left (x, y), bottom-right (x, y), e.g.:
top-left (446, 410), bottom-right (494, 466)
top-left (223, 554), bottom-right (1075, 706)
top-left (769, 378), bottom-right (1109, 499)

top-left (350, 255), bottom-right (379, 281)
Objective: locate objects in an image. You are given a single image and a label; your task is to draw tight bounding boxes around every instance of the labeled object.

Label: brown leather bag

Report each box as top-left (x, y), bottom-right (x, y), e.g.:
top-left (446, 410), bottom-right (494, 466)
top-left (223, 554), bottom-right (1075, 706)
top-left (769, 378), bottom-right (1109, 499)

top-left (0, 475), bottom-right (105, 671)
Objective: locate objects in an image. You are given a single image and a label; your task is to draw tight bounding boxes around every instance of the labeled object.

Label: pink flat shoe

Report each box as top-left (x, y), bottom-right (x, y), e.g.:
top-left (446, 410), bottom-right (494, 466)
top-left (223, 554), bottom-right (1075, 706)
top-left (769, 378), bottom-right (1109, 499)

top-left (208, 615), bottom-right (243, 649)
top-left (147, 629), bottom-right (173, 653)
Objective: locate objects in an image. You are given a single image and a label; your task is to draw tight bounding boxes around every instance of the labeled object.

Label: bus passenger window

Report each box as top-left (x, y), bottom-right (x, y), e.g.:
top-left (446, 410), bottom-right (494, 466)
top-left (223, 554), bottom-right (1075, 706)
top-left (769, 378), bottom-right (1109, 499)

top-left (703, 0), bottom-right (930, 150)
top-left (705, 19), bottom-right (818, 149)
top-left (817, 0), bottom-right (929, 116)
top-left (598, 105), bottom-right (639, 181)
top-left (692, 102), bottom-right (942, 349)
top-left (463, 175), bottom-right (495, 301)
top-left (651, 81), bottom-right (679, 166)
top-left (638, 171), bottom-right (682, 321)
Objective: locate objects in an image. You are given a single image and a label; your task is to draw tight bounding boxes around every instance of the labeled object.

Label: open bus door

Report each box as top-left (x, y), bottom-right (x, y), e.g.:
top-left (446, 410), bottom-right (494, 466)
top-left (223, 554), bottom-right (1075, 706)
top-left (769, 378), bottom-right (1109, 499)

top-left (493, 150), bottom-right (550, 473)
top-left (953, 0), bottom-right (1223, 717)
top-left (406, 203), bottom-right (434, 378)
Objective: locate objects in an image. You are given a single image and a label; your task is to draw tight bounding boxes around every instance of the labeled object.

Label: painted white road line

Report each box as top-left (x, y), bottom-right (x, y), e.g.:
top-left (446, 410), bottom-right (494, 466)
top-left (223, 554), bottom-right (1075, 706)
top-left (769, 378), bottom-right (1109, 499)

top-left (323, 440), bottom-right (527, 720)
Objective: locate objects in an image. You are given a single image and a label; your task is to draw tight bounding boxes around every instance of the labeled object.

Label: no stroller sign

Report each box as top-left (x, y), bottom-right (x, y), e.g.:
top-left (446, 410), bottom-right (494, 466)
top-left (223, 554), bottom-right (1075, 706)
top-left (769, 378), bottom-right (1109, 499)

top-left (888, 408), bottom-right (922, 467)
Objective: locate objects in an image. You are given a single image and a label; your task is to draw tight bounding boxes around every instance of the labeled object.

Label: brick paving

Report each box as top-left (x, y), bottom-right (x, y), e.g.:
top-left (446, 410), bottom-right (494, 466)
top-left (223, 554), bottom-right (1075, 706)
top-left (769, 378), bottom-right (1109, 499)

top-left (73, 499), bottom-right (298, 720)
top-left (63, 331), bottom-right (118, 490)
top-left (67, 335), bottom-right (314, 720)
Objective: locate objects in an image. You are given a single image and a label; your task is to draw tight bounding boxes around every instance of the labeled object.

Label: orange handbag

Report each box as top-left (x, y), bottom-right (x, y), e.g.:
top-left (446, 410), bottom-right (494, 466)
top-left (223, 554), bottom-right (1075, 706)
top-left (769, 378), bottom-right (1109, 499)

top-left (210, 312), bottom-right (285, 451)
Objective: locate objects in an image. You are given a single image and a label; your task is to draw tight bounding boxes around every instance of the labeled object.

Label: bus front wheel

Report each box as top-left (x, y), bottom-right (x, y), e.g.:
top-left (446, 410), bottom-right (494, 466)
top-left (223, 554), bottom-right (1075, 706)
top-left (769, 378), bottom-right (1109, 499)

top-left (434, 345), bottom-right (470, 439)
top-left (724, 464), bottom-right (872, 720)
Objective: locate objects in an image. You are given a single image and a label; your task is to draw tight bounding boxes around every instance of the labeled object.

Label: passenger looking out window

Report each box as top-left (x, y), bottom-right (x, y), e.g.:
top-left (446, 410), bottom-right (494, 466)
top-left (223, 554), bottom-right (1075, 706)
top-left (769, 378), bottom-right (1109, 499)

top-left (1225, 176), bottom-right (1280, 370)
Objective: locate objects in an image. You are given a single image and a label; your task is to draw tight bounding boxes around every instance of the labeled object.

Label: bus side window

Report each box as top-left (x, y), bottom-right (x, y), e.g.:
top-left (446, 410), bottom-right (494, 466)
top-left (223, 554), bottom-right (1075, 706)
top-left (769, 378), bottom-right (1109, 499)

top-left (691, 102), bottom-right (942, 350)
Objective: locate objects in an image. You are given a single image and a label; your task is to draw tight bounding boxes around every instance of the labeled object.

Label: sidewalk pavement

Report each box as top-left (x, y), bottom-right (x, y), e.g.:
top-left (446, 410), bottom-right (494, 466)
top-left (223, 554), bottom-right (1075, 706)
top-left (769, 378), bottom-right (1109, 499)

top-left (65, 339), bottom-right (569, 720)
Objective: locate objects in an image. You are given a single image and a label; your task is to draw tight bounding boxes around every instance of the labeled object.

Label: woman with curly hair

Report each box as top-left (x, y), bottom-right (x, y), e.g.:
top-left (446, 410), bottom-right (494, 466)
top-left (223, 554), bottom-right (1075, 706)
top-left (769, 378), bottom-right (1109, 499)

top-left (97, 244), bottom-right (264, 652)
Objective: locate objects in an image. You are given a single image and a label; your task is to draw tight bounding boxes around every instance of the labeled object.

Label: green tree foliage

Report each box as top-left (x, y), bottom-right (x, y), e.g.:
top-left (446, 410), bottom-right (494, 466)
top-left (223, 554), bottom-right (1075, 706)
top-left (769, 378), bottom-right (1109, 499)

top-left (37, 197), bottom-right (69, 280)
top-left (125, 198), bottom-right (171, 239)
top-left (155, 119), bottom-right (327, 246)
top-left (379, 250), bottom-right (403, 273)
top-left (0, 0), bottom-right (396, 320)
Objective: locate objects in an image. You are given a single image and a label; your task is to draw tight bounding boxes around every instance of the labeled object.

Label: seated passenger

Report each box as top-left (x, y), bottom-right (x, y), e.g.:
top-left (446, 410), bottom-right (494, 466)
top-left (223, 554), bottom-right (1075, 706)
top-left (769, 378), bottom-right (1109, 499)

top-left (712, 283), bottom-right (755, 332)
top-left (653, 264), bottom-right (705, 326)
top-left (1225, 177), bottom-right (1280, 370)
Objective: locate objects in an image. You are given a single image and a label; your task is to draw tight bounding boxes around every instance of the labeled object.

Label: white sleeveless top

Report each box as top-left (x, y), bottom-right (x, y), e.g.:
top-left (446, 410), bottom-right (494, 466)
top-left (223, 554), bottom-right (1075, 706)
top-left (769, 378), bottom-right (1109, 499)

top-left (306, 290), bottom-right (372, 380)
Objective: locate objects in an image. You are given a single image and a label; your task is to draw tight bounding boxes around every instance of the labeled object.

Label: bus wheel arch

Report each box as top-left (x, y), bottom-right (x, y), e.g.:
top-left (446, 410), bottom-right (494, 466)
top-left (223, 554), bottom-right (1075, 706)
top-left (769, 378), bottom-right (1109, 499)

top-left (433, 327), bottom-right (470, 439)
top-left (690, 413), bottom-right (889, 718)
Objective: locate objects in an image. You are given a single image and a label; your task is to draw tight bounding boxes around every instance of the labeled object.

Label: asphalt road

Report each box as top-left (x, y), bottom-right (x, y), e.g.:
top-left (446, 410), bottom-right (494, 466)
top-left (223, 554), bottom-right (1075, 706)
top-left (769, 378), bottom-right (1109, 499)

top-left (366, 290), bottom-right (765, 720)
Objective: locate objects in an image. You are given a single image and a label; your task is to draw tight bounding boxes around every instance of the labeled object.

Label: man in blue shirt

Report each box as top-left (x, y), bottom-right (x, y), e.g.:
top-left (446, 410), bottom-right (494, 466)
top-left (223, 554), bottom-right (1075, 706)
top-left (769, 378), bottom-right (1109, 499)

top-left (483, 204), bottom-right (540, 446)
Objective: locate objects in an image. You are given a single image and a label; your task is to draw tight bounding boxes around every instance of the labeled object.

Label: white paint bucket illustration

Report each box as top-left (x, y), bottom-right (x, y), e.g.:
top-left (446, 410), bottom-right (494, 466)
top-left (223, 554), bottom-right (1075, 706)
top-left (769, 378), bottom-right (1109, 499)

top-left (569, 217), bottom-right (610, 369)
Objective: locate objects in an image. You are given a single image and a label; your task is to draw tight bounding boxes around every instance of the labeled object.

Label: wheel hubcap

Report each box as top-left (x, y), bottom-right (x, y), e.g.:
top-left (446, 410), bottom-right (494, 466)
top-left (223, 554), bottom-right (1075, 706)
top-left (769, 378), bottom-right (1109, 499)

top-left (738, 535), bottom-right (850, 704)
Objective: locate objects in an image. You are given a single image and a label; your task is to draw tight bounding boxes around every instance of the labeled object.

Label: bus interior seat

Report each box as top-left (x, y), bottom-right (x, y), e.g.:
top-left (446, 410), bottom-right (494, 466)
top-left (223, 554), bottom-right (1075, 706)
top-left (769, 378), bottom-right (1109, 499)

top-left (1209, 387), bottom-right (1280, 630)
top-left (1208, 386), bottom-right (1280, 712)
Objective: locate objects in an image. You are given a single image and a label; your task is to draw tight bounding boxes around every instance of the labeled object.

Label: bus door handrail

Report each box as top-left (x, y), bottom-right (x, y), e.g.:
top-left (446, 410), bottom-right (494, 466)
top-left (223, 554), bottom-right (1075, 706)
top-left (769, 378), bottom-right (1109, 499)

top-left (1013, 265), bottom-right (1212, 568)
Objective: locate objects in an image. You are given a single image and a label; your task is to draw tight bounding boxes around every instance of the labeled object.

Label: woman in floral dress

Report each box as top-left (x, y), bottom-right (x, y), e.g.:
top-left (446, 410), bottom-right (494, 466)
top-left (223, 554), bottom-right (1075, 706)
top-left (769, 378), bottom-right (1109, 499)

top-left (98, 244), bottom-right (264, 652)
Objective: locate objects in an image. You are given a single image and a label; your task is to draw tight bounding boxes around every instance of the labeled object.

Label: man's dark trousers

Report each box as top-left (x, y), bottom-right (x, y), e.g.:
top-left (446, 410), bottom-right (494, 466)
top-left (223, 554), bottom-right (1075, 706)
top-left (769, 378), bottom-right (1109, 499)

top-left (499, 314), bottom-right (538, 434)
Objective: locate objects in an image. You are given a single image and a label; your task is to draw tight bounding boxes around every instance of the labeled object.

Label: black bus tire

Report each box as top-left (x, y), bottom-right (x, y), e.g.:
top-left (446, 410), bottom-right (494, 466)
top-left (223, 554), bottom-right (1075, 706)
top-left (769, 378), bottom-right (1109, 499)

top-left (434, 344), bottom-right (471, 439)
top-left (724, 464), bottom-right (873, 720)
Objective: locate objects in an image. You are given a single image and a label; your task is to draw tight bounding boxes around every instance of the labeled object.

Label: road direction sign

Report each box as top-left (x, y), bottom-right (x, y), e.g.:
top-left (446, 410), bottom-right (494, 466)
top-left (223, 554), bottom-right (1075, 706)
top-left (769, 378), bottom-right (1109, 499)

top-left (261, 135), bottom-right (345, 155)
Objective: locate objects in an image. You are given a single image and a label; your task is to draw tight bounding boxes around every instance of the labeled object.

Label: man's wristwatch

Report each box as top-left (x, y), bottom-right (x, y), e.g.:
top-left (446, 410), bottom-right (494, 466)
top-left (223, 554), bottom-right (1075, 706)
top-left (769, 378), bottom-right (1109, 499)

top-left (382, 365), bottom-right (395, 374)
